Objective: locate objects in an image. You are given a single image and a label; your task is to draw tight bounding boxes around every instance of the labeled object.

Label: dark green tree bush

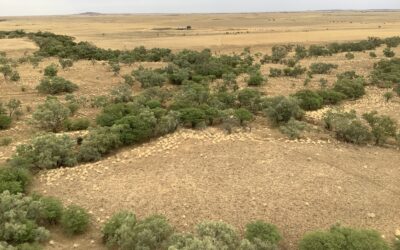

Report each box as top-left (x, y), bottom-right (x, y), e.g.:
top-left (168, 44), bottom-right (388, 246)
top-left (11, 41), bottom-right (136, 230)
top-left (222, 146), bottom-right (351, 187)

top-left (283, 65), bottom-right (307, 77)
top-left (316, 90), bottom-right (346, 105)
top-left (244, 220), bottom-right (281, 246)
top-left (0, 167), bottom-right (31, 194)
top-left (293, 90), bottom-right (324, 111)
top-left (383, 47), bottom-right (395, 58)
top-left (295, 45), bottom-right (308, 59)
top-left (64, 118), bottom-right (90, 131)
top-left (36, 76), bottom-right (78, 95)
top-left (31, 97), bottom-right (71, 132)
top-left (299, 225), bottom-right (390, 250)
top-left (133, 67), bottom-right (167, 88)
top-left (362, 111), bottom-right (398, 145)
top-left (234, 108), bottom-right (253, 126)
top-left (264, 96), bottom-right (304, 125)
top-left (324, 110), bottom-right (371, 144)
top-left (102, 212), bottom-right (173, 250)
top-left (179, 108), bottom-right (206, 128)
top-left (279, 118), bottom-right (307, 139)
top-left (269, 68), bottom-right (283, 77)
top-left (369, 51), bottom-right (377, 58)
top-left (333, 77), bottom-right (366, 100)
top-left (345, 52), bottom-right (355, 60)
top-left (0, 114), bottom-right (11, 129)
top-left (0, 191), bottom-right (50, 247)
top-left (60, 205), bottom-right (90, 235)
top-left (309, 63), bottom-right (338, 75)
top-left (247, 70), bottom-right (265, 86)
top-left (59, 58), bottom-right (73, 69)
top-left (44, 64), bottom-right (58, 77)
top-left (15, 133), bottom-right (77, 170)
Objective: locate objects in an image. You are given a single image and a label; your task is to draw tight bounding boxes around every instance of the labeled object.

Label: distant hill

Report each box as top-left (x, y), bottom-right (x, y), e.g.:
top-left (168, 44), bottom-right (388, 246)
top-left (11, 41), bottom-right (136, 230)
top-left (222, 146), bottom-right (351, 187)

top-left (76, 12), bottom-right (103, 16)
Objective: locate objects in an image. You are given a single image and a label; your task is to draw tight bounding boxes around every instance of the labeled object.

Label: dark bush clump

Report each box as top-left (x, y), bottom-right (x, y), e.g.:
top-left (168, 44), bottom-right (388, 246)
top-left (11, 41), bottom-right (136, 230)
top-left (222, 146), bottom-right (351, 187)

top-left (324, 110), bottom-right (371, 144)
top-left (333, 77), bottom-right (366, 100)
top-left (264, 96), bottom-right (304, 125)
top-left (383, 47), bottom-right (395, 58)
top-left (283, 65), bottom-right (307, 77)
top-left (36, 76), bottom-right (78, 94)
top-left (316, 90), bottom-right (346, 105)
top-left (369, 51), bottom-right (377, 58)
top-left (0, 167), bottom-right (31, 194)
top-left (64, 118), bottom-right (90, 131)
top-left (44, 64), bottom-right (58, 77)
top-left (0, 114), bottom-right (12, 129)
top-left (247, 70), bottom-right (266, 86)
top-left (102, 212), bottom-right (173, 250)
top-left (345, 52), bottom-right (355, 60)
top-left (309, 63), bottom-right (338, 75)
top-left (60, 205), bottom-right (90, 235)
top-left (133, 67), bottom-right (167, 88)
top-left (269, 68), bottom-right (283, 77)
top-left (245, 220), bottom-right (282, 246)
top-left (362, 111), bottom-right (398, 145)
top-left (292, 90), bottom-right (324, 111)
top-left (299, 225), bottom-right (390, 250)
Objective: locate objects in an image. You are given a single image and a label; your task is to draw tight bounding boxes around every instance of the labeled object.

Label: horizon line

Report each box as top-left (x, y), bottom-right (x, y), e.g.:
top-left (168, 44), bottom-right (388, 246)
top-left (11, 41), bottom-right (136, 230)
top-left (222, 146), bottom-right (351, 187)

top-left (1, 8), bottom-right (400, 17)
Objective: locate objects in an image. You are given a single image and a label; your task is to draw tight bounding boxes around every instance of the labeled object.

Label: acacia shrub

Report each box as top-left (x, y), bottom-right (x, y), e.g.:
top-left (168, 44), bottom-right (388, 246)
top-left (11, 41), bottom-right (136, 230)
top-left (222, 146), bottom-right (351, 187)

top-left (44, 64), bottom-right (58, 77)
top-left (333, 77), bottom-right (366, 100)
top-left (133, 67), bottom-right (167, 88)
top-left (31, 97), bottom-right (71, 132)
top-left (0, 167), bottom-right (31, 194)
top-left (60, 205), bottom-right (89, 235)
top-left (362, 111), bottom-right (398, 145)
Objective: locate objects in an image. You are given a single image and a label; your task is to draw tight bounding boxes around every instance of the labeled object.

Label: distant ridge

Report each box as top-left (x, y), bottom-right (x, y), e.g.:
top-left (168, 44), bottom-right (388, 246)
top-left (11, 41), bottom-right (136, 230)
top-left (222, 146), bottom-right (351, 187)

top-left (76, 12), bottom-right (103, 16)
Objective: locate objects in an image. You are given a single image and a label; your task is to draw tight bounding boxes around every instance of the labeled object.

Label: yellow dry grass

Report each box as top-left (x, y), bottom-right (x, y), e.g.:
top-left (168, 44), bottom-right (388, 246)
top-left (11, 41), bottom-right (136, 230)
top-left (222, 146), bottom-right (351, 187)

top-left (1, 11), bottom-right (400, 52)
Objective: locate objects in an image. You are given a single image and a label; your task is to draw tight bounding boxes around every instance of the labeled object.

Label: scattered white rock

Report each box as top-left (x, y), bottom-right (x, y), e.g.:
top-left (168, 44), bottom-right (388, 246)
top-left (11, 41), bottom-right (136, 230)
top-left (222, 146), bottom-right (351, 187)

top-left (367, 212), bottom-right (376, 218)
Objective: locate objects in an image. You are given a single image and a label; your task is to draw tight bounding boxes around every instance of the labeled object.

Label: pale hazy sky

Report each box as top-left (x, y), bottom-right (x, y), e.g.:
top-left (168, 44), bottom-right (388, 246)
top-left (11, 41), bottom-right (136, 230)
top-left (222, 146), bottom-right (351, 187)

top-left (0, 0), bottom-right (400, 16)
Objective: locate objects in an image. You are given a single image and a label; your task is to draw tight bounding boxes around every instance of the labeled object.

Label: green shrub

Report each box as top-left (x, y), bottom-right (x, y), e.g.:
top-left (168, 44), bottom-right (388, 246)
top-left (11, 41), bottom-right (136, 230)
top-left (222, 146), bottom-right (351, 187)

top-left (0, 114), bottom-right (12, 129)
top-left (370, 58), bottom-right (400, 87)
top-left (64, 118), bottom-right (90, 131)
top-left (299, 225), bottom-right (390, 250)
top-left (237, 88), bottom-right (263, 112)
top-left (60, 205), bottom-right (89, 235)
top-left (336, 71), bottom-right (360, 81)
top-left (58, 59), bottom-right (73, 69)
top-left (110, 84), bottom-right (133, 103)
top-left (10, 71), bottom-right (20, 82)
top-left (179, 108), bottom-right (206, 128)
top-left (15, 133), bottom-right (77, 170)
top-left (324, 110), bottom-right (371, 144)
top-left (109, 62), bottom-right (121, 75)
top-left (116, 113), bottom-right (156, 145)
top-left (234, 108), bottom-right (253, 126)
top-left (345, 52), bottom-right (355, 60)
top-left (133, 68), bottom-right (167, 88)
top-left (0, 167), bottom-right (31, 194)
top-left (283, 65), bottom-right (307, 77)
top-left (316, 90), bottom-right (346, 105)
top-left (195, 221), bottom-right (240, 250)
top-left (36, 76), bottom-right (78, 95)
top-left (308, 45), bottom-right (331, 57)
top-left (362, 111), bottom-right (398, 145)
top-left (333, 77), bottom-right (366, 100)
top-left (264, 96), bottom-right (304, 125)
top-left (245, 220), bottom-right (281, 246)
top-left (122, 74), bottom-right (134, 86)
top-left (102, 212), bottom-right (173, 250)
top-left (31, 97), bottom-right (71, 132)
top-left (383, 91), bottom-right (394, 102)
top-left (269, 68), bottom-right (282, 77)
top-left (247, 70), bottom-right (265, 86)
top-left (293, 90), bottom-right (324, 111)
top-left (43, 64), bottom-right (58, 77)
top-left (295, 45), bottom-right (308, 59)
top-left (0, 191), bottom-right (50, 246)
top-left (309, 63), bottom-right (338, 75)
top-left (0, 137), bottom-right (12, 146)
top-left (383, 47), bottom-right (395, 58)
top-left (78, 127), bottom-right (122, 162)
top-left (369, 51), bottom-right (377, 58)
top-left (36, 196), bottom-right (63, 225)
top-left (6, 99), bottom-right (22, 118)
top-left (279, 118), bottom-right (307, 139)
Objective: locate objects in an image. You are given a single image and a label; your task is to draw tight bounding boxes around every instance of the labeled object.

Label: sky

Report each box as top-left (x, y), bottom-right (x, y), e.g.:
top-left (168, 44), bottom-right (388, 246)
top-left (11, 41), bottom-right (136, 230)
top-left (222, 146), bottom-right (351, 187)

top-left (0, 0), bottom-right (400, 16)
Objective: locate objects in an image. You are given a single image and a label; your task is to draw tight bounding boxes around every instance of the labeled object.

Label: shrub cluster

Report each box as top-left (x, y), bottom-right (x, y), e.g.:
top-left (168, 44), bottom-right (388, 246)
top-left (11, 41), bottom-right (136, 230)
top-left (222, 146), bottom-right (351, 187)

top-left (36, 76), bottom-right (78, 95)
top-left (309, 63), bottom-right (338, 75)
top-left (132, 67), bottom-right (167, 88)
top-left (300, 224), bottom-right (390, 250)
top-left (103, 212), bottom-right (282, 250)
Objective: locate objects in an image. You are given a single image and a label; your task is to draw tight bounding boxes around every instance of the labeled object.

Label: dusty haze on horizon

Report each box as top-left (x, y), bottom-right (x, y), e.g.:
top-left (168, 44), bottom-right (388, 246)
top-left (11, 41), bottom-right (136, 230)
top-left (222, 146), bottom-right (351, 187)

top-left (0, 0), bottom-right (400, 16)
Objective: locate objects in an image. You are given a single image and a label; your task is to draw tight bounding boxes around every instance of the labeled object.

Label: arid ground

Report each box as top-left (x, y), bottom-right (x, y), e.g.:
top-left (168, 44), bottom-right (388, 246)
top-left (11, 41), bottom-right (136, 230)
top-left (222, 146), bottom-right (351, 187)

top-left (0, 11), bottom-right (399, 250)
